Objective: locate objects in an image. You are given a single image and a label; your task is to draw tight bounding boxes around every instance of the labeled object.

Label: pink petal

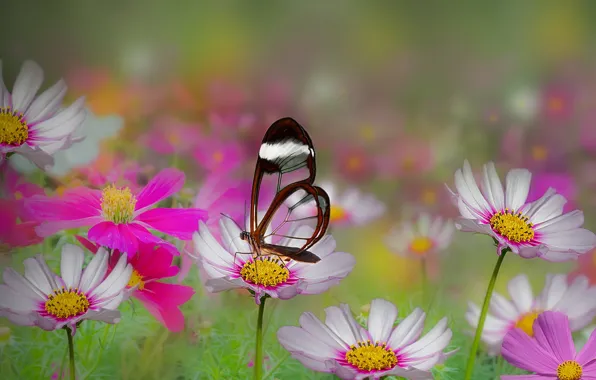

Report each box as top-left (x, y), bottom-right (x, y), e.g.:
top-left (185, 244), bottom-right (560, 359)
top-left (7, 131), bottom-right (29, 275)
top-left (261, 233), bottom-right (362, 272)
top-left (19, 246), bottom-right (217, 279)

top-left (136, 208), bottom-right (208, 240)
top-left (501, 327), bottom-right (559, 373)
top-left (576, 323), bottom-right (596, 365)
top-left (36, 216), bottom-right (103, 237)
top-left (135, 168), bottom-right (185, 211)
top-left (25, 188), bottom-right (102, 222)
top-left (127, 223), bottom-right (179, 256)
top-left (177, 244), bottom-right (194, 283)
top-left (75, 235), bottom-right (99, 253)
top-left (134, 282), bottom-right (194, 332)
top-left (532, 311), bottom-right (576, 362)
top-left (131, 243), bottom-right (178, 280)
top-left (88, 222), bottom-right (139, 255)
top-left (500, 376), bottom-right (550, 380)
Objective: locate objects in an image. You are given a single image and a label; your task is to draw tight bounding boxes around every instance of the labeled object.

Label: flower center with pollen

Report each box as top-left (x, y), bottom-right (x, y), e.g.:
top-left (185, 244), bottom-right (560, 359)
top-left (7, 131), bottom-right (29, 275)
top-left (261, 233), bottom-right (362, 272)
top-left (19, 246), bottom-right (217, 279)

top-left (44, 288), bottom-right (90, 320)
top-left (101, 185), bottom-right (137, 224)
top-left (212, 150), bottom-right (224, 163)
top-left (409, 237), bottom-right (433, 255)
top-left (557, 360), bottom-right (583, 380)
top-left (347, 156), bottom-right (363, 171)
top-left (489, 209), bottom-right (535, 243)
top-left (330, 206), bottom-right (348, 223)
top-left (127, 269), bottom-right (145, 290)
top-left (345, 341), bottom-right (397, 372)
top-left (240, 257), bottom-right (289, 287)
top-left (0, 108), bottom-right (28, 146)
top-left (515, 311), bottom-right (540, 336)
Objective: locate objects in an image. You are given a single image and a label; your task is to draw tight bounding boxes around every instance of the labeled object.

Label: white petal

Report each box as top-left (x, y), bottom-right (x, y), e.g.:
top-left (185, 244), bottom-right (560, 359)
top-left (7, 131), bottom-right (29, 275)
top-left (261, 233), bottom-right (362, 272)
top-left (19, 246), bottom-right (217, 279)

top-left (388, 308), bottom-right (425, 348)
top-left (11, 61), bottom-right (44, 111)
top-left (195, 221), bottom-right (236, 267)
top-left (400, 318), bottom-right (451, 357)
top-left (454, 160), bottom-right (492, 218)
top-left (219, 217), bottom-right (251, 254)
top-left (535, 210), bottom-right (584, 233)
top-left (367, 298), bottom-right (398, 343)
top-left (489, 292), bottom-right (518, 321)
top-left (504, 168), bottom-right (531, 211)
top-left (481, 162), bottom-right (505, 212)
top-left (324, 305), bottom-right (359, 346)
top-left (299, 312), bottom-right (348, 351)
top-left (3, 267), bottom-right (46, 301)
top-left (525, 190), bottom-right (566, 224)
top-left (0, 60), bottom-right (10, 108)
top-left (89, 254), bottom-right (131, 300)
top-left (417, 213), bottom-right (431, 236)
top-left (540, 228), bottom-right (596, 253)
top-left (0, 284), bottom-right (38, 312)
top-left (297, 252), bottom-right (355, 281)
top-left (277, 325), bottom-right (338, 359)
top-left (84, 309), bottom-right (122, 324)
top-left (30, 98), bottom-right (86, 140)
top-left (24, 79), bottom-right (67, 123)
top-left (507, 274), bottom-right (534, 313)
top-left (536, 274), bottom-right (567, 310)
top-left (203, 277), bottom-right (245, 292)
top-left (23, 255), bottom-right (56, 294)
top-left (78, 248), bottom-right (108, 293)
top-left (60, 244), bottom-right (84, 289)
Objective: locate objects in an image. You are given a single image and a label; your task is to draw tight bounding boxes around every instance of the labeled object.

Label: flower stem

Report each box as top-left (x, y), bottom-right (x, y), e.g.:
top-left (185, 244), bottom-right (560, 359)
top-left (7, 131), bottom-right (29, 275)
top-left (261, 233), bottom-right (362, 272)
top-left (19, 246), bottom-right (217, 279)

top-left (254, 296), bottom-right (267, 380)
top-left (65, 327), bottom-right (76, 380)
top-left (463, 250), bottom-right (508, 380)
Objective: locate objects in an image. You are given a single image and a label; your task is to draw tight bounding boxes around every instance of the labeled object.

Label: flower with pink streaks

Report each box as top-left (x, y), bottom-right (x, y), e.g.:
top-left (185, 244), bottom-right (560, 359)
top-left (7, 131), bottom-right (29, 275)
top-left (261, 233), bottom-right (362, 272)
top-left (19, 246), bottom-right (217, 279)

top-left (333, 143), bottom-right (376, 183)
top-left (192, 137), bottom-right (245, 174)
top-left (26, 168), bottom-right (208, 255)
top-left (77, 236), bottom-right (195, 332)
top-left (540, 82), bottom-right (575, 123)
top-left (142, 116), bottom-right (202, 155)
top-left (376, 135), bottom-right (434, 179)
top-left (501, 311), bottom-right (596, 379)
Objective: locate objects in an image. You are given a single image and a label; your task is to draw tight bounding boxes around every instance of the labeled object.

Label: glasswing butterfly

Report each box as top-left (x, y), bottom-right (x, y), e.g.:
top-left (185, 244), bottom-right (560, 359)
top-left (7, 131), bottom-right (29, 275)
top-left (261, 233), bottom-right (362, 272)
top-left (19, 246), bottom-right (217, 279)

top-left (239, 117), bottom-right (330, 263)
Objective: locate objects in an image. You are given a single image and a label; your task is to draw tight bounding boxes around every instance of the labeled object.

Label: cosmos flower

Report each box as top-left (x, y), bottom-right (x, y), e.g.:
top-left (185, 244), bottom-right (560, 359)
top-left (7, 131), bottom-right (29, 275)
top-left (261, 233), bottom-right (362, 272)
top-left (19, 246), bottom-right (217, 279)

top-left (9, 108), bottom-right (123, 177)
top-left (526, 172), bottom-right (577, 214)
top-left (76, 237), bottom-right (195, 332)
top-left (376, 135), bottom-right (434, 179)
top-left (0, 244), bottom-right (131, 334)
top-left (465, 273), bottom-right (596, 355)
top-left (501, 311), bottom-right (596, 380)
top-left (447, 160), bottom-right (596, 261)
top-left (192, 137), bottom-right (245, 174)
top-left (287, 181), bottom-right (385, 228)
top-left (142, 116), bottom-right (202, 155)
top-left (385, 213), bottom-right (454, 259)
top-left (333, 142), bottom-right (376, 183)
top-left (506, 86), bottom-right (539, 121)
top-left (0, 165), bottom-right (44, 218)
top-left (26, 168), bottom-right (208, 255)
top-left (0, 199), bottom-right (42, 251)
top-left (277, 298), bottom-right (454, 380)
top-left (192, 218), bottom-right (355, 304)
top-left (0, 60), bottom-right (87, 168)
top-left (75, 153), bottom-right (151, 192)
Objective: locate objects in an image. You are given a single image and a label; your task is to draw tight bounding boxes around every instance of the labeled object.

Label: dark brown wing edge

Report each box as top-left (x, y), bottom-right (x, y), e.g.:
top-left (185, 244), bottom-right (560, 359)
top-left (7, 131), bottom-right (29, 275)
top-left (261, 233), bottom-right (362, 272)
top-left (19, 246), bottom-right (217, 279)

top-left (260, 243), bottom-right (321, 263)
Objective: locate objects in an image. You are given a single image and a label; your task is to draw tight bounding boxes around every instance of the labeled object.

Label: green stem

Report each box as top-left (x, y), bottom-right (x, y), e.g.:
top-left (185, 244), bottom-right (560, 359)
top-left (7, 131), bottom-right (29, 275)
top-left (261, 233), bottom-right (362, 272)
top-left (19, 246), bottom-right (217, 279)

top-left (254, 296), bottom-right (267, 380)
top-left (463, 250), bottom-right (508, 380)
top-left (66, 327), bottom-right (76, 380)
top-left (494, 355), bottom-right (504, 379)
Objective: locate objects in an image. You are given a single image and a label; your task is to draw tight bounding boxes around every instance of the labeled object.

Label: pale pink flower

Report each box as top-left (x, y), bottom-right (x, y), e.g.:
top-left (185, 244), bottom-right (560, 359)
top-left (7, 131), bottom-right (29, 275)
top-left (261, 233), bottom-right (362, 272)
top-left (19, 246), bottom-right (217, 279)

top-left (142, 116), bottom-right (202, 155)
top-left (192, 137), bottom-right (245, 174)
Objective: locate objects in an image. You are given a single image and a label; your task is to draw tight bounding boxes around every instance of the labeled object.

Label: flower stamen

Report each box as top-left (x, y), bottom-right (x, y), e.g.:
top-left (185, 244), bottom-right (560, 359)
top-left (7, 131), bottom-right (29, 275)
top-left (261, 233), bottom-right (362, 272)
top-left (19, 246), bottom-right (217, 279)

top-left (409, 237), bottom-right (433, 255)
top-left (101, 185), bottom-right (137, 224)
top-left (345, 340), bottom-right (397, 372)
top-left (44, 288), bottom-right (90, 320)
top-left (240, 257), bottom-right (289, 287)
top-left (557, 360), bottom-right (583, 380)
top-left (330, 206), bottom-right (348, 223)
top-left (489, 208), bottom-right (535, 243)
top-left (0, 107), bottom-right (28, 146)
top-left (515, 311), bottom-right (540, 336)
top-left (127, 269), bottom-right (145, 290)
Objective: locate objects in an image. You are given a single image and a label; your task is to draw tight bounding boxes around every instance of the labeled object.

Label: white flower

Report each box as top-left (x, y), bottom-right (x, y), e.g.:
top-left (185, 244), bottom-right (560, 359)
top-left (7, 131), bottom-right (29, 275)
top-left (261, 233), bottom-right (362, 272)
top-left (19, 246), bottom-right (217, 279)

top-left (9, 108), bottom-right (122, 176)
top-left (386, 213), bottom-right (454, 258)
top-left (0, 60), bottom-right (86, 169)
top-left (192, 218), bottom-right (355, 304)
top-left (507, 86), bottom-right (539, 121)
top-left (277, 298), bottom-right (454, 380)
top-left (465, 273), bottom-right (596, 355)
top-left (0, 244), bottom-right (131, 334)
top-left (447, 160), bottom-right (596, 261)
top-left (286, 180), bottom-right (385, 227)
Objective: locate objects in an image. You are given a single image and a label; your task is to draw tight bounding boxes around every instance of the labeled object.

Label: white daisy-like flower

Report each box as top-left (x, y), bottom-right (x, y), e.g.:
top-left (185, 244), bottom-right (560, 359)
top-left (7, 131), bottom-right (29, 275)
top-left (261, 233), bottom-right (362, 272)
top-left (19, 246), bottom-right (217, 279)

top-left (0, 244), bottom-right (131, 334)
top-left (506, 86), bottom-right (539, 122)
top-left (286, 180), bottom-right (386, 227)
top-left (447, 160), bottom-right (596, 261)
top-left (466, 273), bottom-right (596, 355)
top-left (192, 218), bottom-right (355, 304)
top-left (277, 298), bottom-right (454, 380)
top-left (0, 60), bottom-right (86, 168)
top-left (385, 213), bottom-right (454, 258)
top-left (9, 108), bottom-right (122, 176)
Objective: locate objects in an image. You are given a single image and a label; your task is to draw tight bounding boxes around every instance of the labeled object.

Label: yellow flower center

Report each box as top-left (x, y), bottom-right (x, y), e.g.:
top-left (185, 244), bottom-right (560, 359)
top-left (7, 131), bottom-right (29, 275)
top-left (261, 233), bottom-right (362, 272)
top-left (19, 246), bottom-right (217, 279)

top-left (330, 206), bottom-right (348, 222)
top-left (44, 288), bottom-right (90, 320)
top-left (489, 209), bottom-right (535, 243)
top-left (127, 269), bottom-right (145, 290)
top-left (402, 156), bottom-right (415, 171)
top-left (549, 97), bottom-right (564, 112)
top-left (0, 107), bottom-right (28, 146)
top-left (531, 145), bottom-right (548, 161)
top-left (409, 237), bottom-right (433, 255)
top-left (515, 311), bottom-right (540, 336)
top-left (592, 251), bottom-right (596, 267)
top-left (345, 341), bottom-right (397, 372)
top-left (557, 360), bottom-right (583, 380)
top-left (421, 189), bottom-right (436, 205)
top-left (212, 150), bottom-right (224, 163)
top-left (240, 257), bottom-right (289, 287)
top-left (347, 156), bottom-right (363, 171)
top-left (167, 132), bottom-right (181, 145)
top-left (13, 191), bottom-right (23, 201)
top-left (360, 125), bottom-right (375, 141)
top-left (101, 185), bottom-right (137, 224)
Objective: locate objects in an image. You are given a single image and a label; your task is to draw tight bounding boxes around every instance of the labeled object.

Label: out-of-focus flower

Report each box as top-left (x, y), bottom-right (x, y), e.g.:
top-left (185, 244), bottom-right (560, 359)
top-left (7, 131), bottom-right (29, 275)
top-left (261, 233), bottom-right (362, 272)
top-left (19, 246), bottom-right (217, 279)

top-left (569, 248), bottom-right (596, 286)
top-left (501, 311), bottom-right (596, 380)
top-left (386, 213), bottom-right (454, 259)
top-left (77, 237), bottom-right (195, 332)
top-left (10, 109), bottom-right (123, 177)
top-left (0, 244), bottom-right (131, 334)
top-left (192, 218), bottom-right (355, 304)
top-left (0, 166), bottom-right (44, 218)
top-left (526, 172), bottom-right (577, 213)
top-left (277, 298), bottom-right (454, 380)
top-left (333, 143), bottom-right (376, 183)
top-left (506, 86), bottom-right (539, 121)
top-left (376, 135), bottom-right (434, 179)
top-left (578, 108), bottom-right (596, 154)
top-left (142, 116), bottom-right (202, 156)
top-left (0, 199), bottom-right (42, 250)
top-left (447, 160), bottom-right (596, 261)
top-left (26, 168), bottom-right (208, 255)
top-left (192, 137), bottom-right (245, 174)
top-left (540, 82), bottom-right (576, 123)
top-left (466, 273), bottom-right (596, 355)
top-left (0, 60), bottom-right (86, 168)
top-left (75, 153), bottom-right (151, 192)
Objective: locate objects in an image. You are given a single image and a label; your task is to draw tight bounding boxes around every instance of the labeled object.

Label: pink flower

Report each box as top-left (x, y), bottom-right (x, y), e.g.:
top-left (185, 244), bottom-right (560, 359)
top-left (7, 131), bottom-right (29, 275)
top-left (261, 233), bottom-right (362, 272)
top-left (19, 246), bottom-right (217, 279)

top-left (192, 137), bottom-right (245, 174)
top-left (76, 237), bottom-right (195, 332)
top-left (1, 165), bottom-right (45, 219)
top-left (76, 153), bottom-right (151, 192)
top-left (501, 311), bottom-right (596, 379)
top-left (0, 199), bottom-right (42, 249)
top-left (578, 108), bottom-right (596, 154)
top-left (526, 172), bottom-right (577, 214)
top-left (376, 135), bottom-right (434, 179)
top-left (569, 248), bottom-right (596, 286)
top-left (540, 83), bottom-right (575, 123)
top-left (26, 168), bottom-right (208, 255)
top-left (333, 143), bottom-right (376, 183)
top-left (142, 116), bottom-right (202, 155)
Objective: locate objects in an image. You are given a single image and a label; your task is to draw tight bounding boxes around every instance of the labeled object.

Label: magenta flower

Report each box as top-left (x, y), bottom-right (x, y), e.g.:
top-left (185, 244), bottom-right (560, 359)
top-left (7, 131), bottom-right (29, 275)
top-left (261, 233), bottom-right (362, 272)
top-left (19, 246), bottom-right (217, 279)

top-left (0, 199), bottom-right (42, 249)
top-left (142, 116), bottom-right (202, 155)
top-left (526, 172), bottom-right (577, 214)
top-left (333, 142), bottom-right (376, 183)
top-left (578, 108), bottom-right (596, 154)
top-left (540, 82), bottom-right (575, 123)
top-left (76, 153), bottom-right (151, 192)
top-left (501, 311), bottom-right (596, 379)
top-left (192, 137), bottom-right (245, 174)
top-left (1, 165), bottom-right (45, 219)
top-left (26, 168), bottom-right (208, 255)
top-left (376, 135), bottom-right (434, 179)
top-left (77, 236), bottom-right (195, 332)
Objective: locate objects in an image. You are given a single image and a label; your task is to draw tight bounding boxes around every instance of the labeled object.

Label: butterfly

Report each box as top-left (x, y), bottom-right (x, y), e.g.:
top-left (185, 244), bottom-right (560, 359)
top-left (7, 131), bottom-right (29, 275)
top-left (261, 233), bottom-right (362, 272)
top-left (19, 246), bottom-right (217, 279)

top-left (239, 117), bottom-right (330, 263)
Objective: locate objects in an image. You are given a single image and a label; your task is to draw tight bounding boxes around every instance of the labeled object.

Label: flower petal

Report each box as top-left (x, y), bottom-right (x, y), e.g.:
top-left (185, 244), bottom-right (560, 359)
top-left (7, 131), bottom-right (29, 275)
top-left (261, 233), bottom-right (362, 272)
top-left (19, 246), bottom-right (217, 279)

top-left (79, 248), bottom-right (109, 293)
top-left (12, 61), bottom-right (44, 111)
top-left (508, 274), bottom-right (534, 313)
top-left (532, 311), bottom-right (575, 362)
top-left (135, 168), bottom-right (185, 211)
top-left (60, 244), bottom-right (84, 289)
top-left (367, 298), bottom-right (398, 343)
top-left (24, 79), bottom-right (67, 123)
top-left (388, 308), bottom-right (426, 349)
top-left (505, 168), bottom-right (531, 211)
top-left (501, 327), bottom-right (559, 373)
top-left (481, 162), bottom-right (505, 212)
top-left (135, 207), bottom-right (208, 240)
